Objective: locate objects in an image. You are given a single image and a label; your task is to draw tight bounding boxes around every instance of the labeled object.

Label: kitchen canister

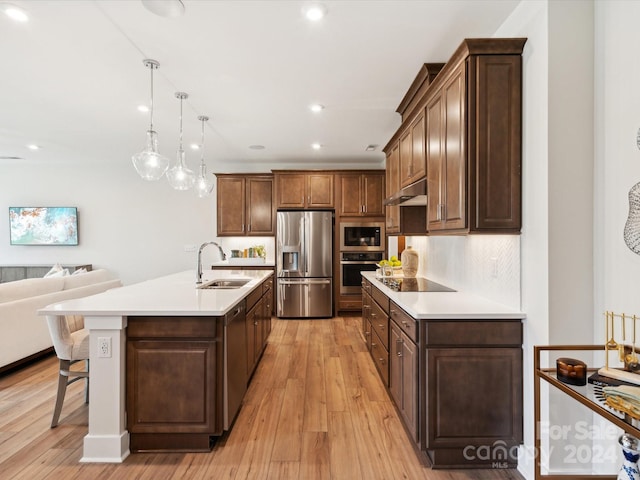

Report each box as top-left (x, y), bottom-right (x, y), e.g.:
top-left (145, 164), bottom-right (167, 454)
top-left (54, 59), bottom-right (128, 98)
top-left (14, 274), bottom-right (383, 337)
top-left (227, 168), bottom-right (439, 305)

top-left (401, 246), bottom-right (419, 278)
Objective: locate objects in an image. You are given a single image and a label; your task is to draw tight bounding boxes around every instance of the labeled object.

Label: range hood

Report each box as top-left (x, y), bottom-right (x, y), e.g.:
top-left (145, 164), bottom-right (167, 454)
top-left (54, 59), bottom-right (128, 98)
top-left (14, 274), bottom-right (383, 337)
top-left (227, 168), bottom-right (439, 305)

top-left (384, 178), bottom-right (427, 206)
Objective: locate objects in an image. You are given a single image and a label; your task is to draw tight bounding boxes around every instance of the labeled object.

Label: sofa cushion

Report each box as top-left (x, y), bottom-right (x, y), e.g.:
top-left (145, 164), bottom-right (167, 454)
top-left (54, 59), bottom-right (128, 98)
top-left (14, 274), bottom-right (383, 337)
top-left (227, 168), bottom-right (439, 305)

top-left (62, 269), bottom-right (112, 291)
top-left (0, 276), bottom-right (65, 304)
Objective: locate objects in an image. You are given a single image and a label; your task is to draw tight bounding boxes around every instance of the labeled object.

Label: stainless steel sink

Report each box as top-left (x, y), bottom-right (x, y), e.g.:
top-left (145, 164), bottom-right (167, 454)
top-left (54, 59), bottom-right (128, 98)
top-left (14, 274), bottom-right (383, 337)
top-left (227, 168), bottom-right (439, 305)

top-left (198, 279), bottom-right (251, 289)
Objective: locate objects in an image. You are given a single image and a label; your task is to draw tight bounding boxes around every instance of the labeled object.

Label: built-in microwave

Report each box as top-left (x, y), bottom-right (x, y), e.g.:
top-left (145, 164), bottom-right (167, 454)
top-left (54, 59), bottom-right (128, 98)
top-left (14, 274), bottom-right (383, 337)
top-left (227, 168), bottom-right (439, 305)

top-left (340, 222), bottom-right (385, 252)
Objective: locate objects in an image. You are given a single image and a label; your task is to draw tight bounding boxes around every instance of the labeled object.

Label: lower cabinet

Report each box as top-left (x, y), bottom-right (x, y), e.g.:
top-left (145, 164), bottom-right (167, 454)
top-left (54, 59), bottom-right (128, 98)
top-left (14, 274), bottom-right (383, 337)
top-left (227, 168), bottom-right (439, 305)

top-left (390, 320), bottom-right (418, 443)
top-left (361, 279), bottom-right (523, 469)
top-left (246, 276), bottom-right (273, 378)
top-left (423, 320), bottom-right (523, 468)
top-left (126, 316), bottom-right (224, 452)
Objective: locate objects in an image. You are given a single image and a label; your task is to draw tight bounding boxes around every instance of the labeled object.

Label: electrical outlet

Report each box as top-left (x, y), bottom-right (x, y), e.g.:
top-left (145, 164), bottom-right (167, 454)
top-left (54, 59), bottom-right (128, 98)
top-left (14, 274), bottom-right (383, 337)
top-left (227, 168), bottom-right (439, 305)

top-left (184, 244), bottom-right (197, 252)
top-left (98, 336), bottom-right (111, 358)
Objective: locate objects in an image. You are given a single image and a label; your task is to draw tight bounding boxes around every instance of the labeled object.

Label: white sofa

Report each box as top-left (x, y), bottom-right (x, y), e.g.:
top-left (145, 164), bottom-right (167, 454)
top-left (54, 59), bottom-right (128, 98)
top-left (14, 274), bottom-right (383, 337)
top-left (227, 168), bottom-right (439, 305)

top-left (0, 269), bottom-right (122, 371)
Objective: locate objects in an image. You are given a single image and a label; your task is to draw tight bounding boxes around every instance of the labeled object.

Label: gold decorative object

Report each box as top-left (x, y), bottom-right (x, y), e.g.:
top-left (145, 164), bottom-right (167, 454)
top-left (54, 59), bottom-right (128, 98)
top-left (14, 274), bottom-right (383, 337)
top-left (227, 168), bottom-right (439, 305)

top-left (599, 311), bottom-right (640, 386)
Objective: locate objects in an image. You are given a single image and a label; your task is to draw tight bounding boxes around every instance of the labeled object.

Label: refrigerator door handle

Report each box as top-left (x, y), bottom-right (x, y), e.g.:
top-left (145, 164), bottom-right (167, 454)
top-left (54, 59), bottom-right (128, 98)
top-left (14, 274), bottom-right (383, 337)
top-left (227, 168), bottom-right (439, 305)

top-left (303, 215), bottom-right (309, 275)
top-left (279, 279), bottom-right (330, 285)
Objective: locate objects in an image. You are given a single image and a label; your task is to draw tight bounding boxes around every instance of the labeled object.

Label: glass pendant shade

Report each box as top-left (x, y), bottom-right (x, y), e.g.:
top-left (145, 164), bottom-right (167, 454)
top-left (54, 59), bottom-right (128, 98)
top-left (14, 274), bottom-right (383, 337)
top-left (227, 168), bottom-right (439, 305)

top-left (166, 92), bottom-right (195, 190)
top-left (167, 147), bottom-right (195, 190)
top-left (132, 129), bottom-right (170, 181)
top-left (195, 115), bottom-right (214, 198)
top-left (132, 59), bottom-right (169, 181)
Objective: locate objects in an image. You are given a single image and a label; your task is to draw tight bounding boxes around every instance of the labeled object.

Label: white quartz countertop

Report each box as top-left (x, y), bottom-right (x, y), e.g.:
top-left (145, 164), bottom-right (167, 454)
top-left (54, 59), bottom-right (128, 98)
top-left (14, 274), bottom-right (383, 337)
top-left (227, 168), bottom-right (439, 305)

top-left (39, 269), bottom-right (273, 317)
top-left (362, 272), bottom-right (525, 320)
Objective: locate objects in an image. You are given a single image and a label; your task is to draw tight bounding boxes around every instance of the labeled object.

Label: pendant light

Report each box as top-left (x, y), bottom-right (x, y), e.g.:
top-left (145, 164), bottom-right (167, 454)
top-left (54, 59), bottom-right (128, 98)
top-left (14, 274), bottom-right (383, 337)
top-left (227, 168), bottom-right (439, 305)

top-left (195, 115), bottom-right (214, 198)
top-left (166, 92), bottom-right (196, 190)
top-left (132, 59), bottom-right (170, 181)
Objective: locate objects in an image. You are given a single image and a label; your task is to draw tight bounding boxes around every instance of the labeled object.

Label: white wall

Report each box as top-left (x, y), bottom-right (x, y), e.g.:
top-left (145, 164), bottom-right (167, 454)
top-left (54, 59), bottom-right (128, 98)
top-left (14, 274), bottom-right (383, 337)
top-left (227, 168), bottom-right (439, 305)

top-left (0, 161), bottom-right (217, 285)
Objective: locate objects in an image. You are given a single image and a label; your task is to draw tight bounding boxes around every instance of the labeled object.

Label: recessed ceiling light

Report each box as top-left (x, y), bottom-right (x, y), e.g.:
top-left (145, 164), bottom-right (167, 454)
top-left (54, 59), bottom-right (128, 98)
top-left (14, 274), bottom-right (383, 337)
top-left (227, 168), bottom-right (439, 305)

top-left (365, 144), bottom-right (378, 152)
top-left (137, 105), bottom-right (149, 113)
top-left (0, 156), bottom-right (23, 160)
top-left (141, 0), bottom-right (185, 17)
top-left (302, 3), bottom-right (327, 22)
top-left (190, 143), bottom-right (200, 150)
top-left (311, 143), bottom-right (322, 150)
top-left (309, 104), bottom-right (325, 113)
top-left (27, 144), bottom-right (40, 150)
top-left (2, 4), bottom-right (28, 22)
top-left (249, 145), bottom-right (266, 150)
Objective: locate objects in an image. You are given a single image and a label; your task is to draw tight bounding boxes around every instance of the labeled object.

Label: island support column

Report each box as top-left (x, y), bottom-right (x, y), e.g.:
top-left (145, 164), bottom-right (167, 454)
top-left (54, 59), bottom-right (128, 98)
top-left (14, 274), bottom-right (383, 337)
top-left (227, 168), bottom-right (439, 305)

top-left (81, 315), bottom-right (129, 463)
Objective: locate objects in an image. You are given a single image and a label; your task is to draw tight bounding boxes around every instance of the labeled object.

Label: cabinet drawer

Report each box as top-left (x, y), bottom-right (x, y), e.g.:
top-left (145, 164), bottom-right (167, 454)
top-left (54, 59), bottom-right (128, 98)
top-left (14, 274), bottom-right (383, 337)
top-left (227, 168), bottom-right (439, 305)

top-left (369, 300), bottom-right (388, 350)
top-left (262, 277), bottom-right (273, 296)
top-left (371, 285), bottom-right (389, 314)
top-left (370, 329), bottom-right (389, 386)
top-left (390, 302), bottom-right (418, 342)
top-left (246, 287), bottom-right (262, 311)
top-left (423, 320), bottom-right (522, 347)
top-left (128, 316), bottom-right (220, 339)
top-left (361, 278), bottom-right (372, 296)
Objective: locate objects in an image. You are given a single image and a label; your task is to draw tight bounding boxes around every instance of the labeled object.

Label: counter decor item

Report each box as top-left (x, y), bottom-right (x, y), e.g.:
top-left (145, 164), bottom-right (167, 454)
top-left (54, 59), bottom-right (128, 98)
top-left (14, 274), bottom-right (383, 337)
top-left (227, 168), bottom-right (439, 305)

top-left (556, 357), bottom-right (587, 386)
top-left (618, 434), bottom-right (640, 480)
top-left (401, 246), bottom-right (418, 278)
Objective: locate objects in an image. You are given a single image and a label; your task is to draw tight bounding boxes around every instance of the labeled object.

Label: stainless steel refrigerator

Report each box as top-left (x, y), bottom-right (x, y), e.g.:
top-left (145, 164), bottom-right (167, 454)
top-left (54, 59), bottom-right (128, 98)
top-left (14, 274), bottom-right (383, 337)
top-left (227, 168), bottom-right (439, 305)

top-left (276, 210), bottom-right (333, 318)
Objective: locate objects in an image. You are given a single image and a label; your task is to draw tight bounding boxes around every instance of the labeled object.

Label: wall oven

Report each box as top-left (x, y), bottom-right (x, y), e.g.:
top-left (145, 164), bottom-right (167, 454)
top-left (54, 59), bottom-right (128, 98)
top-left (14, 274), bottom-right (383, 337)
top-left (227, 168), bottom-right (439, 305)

top-left (340, 222), bottom-right (385, 252)
top-left (340, 251), bottom-right (383, 295)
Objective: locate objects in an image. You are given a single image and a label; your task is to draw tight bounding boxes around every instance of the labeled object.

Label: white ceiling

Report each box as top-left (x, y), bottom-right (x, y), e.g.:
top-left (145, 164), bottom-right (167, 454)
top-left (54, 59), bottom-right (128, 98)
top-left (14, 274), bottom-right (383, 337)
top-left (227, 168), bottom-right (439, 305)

top-left (0, 0), bottom-right (520, 172)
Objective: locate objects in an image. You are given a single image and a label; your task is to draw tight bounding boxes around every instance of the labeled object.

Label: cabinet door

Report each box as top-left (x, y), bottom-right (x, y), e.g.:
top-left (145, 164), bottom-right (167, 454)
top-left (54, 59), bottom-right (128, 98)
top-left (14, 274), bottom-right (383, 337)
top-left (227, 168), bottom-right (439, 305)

top-left (362, 173), bottom-right (384, 216)
top-left (339, 174), bottom-right (362, 216)
top-left (246, 302), bottom-right (259, 376)
top-left (217, 176), bottom-right (246, 235)
top-left (276, 173), bottom-right (306, 208)
top-left (246, 176), bottom-right (274, 235)
top-left (425, 347), bottom-right (522, 450)
top-left (401, 333), bottom-right (418, 442)
top-left (307, 173), bottom-right (334, 208)
top-left (409, 112), bottom-right (425, 182)
top-left (469, 55), bottom-right (522, 232)
top-left (386, 143), bottom-right (400, 233)
top-left (399, 128), bottom-right (413, 188)
top-left (426, 94), bottom-right (444, 231)
top-left (442, 64), bottom-right (466, 230)
top-left (389, 323), bottom-right (403, 417)
top-left (127, 339), bottom-right (220, 434)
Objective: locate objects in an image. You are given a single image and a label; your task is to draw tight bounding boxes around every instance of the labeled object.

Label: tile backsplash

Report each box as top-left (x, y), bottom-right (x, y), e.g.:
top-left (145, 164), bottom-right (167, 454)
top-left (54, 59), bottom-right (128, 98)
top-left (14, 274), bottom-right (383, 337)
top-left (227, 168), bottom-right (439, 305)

top-left (403, 235), bottom-right (521, 309)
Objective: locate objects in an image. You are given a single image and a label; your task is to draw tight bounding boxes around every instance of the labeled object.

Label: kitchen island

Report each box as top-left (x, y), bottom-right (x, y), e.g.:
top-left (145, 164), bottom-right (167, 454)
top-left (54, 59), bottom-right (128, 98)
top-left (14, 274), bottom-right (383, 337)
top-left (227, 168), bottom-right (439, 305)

top-left (39, 269), bottom-right (273, 463)
top-left (361, 271), bottom-right (526, 469)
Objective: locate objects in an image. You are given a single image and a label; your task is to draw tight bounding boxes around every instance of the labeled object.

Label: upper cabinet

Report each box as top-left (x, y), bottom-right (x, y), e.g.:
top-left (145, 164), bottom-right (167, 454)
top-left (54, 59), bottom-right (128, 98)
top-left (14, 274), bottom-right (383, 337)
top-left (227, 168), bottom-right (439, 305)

top-left (217, 175), bottom-right (275, 236)
top-left (384, 39), bottom-right (526, 235)
top-left (385, 143), bottom-right (400, 234)
top-left (399, 112), bottom-right (426, 188)
top-left (274, 171), bottom-right (334, 209)
top-left (338, 172), bottom-right (385, 217)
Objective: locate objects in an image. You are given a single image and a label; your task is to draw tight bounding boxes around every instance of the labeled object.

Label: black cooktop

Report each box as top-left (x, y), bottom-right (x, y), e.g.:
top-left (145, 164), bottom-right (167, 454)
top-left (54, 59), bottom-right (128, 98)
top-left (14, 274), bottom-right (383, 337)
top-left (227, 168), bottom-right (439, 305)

top-left (376, 277), bottom-right (456, 292)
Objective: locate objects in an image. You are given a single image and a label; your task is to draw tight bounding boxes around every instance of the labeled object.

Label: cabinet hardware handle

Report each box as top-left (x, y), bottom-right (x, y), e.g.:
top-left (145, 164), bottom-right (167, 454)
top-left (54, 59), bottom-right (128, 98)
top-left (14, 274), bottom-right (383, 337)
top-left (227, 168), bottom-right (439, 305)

top-left (254, 321), bottom-right (258, 326)
top-left (248, 224), bottom-right (251, 232)
top-left (378, 324), bottom-right (384, 328)
top-left (390, 309), bottom-right (396, 314)
top-left (242, 224), bottom-right (245, 232)
top-left (372, 342), bottom-right (376, 347)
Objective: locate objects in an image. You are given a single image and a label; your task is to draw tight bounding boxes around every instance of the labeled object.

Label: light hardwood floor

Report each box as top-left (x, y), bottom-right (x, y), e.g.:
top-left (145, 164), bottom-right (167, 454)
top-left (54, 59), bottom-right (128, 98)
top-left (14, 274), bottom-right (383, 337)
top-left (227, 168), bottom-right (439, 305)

top-left (0, 316), bottom-right (524, 479)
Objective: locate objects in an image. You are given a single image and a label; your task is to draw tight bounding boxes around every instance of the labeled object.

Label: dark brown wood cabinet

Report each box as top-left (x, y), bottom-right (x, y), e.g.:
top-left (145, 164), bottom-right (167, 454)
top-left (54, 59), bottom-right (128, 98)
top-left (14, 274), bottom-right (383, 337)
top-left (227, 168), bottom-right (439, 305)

top-left (274, 171), bottom-right (334, 209)
top-left (361, 279), bottom-right (523, 468)
top-left (390, 320), bottom-right (418, 443)
top-left (400, 112), bottom-right (426, 188)
top-left (384, 38), bottom-right (525, 235)
top-left (426, 40), bottom-right (524, 233)
top-left (385, 142), bottom-right (401, 234)
top-left (216, 174), bottom-right (274, 236)
top-left (126, 316), bottom-right (224, 452)
top-left (338, 172), bottom-right (385, 217)
top-left (426, 63), bottom-right (466, 231)
top-left (246, 276), bottom-right (273, 377)
top-left (423, 320), bottom-right (523, 468)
